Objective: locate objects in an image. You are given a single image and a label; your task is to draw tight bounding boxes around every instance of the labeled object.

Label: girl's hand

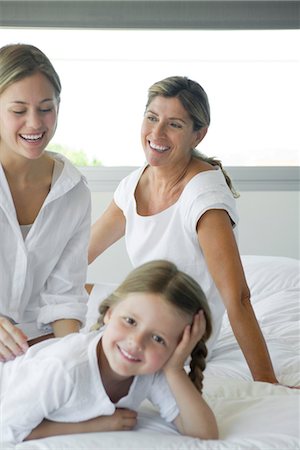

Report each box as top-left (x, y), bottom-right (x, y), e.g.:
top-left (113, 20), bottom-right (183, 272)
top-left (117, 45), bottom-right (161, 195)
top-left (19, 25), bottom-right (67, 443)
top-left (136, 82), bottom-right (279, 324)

top-left (95, 408), bottom-right (138, 431)
top-left (162, 312), bottom-right (219, 440)
top-left (164, 311), bottom-right (206, 373)
top-left (0, 317), bottom-right (28, 362)
top-left (26, 409), bottom-right (138, 440)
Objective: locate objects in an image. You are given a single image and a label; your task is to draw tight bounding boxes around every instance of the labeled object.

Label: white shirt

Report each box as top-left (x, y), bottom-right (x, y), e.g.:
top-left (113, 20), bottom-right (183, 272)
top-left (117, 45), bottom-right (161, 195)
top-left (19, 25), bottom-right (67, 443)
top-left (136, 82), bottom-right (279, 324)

top-left (0, 330), bottom-right (179, 444)
top-left (19, 158), bottom-right (63, 240)
top-left (114, 166), bottom-right (239, 354)
top-left (0, 152), bottom-right (91, 338)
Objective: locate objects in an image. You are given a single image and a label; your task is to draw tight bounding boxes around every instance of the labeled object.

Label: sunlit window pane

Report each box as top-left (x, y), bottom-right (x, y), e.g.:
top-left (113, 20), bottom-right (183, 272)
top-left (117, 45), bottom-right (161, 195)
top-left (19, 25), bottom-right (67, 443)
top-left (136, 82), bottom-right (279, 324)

top-left (1, 28), bottom-right (298, 166)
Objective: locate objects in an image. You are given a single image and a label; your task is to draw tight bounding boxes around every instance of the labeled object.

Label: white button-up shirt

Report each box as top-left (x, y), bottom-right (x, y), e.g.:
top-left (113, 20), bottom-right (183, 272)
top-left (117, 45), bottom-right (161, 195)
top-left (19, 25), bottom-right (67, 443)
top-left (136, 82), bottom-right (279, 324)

top-left (0, 152), bottom-right (91, 338)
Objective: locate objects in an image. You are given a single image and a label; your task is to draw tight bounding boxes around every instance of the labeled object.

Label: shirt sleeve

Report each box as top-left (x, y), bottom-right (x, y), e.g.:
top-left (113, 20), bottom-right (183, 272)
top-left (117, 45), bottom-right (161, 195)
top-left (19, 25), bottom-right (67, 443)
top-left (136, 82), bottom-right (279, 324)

top-left (0, 358), bottom-right (73, 444)
top-left (37, 185), bottom-right (91, 329)
top-left (113, 177), bottom-right (126, 210)
top-left (186, 181), bottom-right (239, 235)
top-left (147, 372), bottom-right (179, 423)
top-left (113, 167), bottom-right (143, 213)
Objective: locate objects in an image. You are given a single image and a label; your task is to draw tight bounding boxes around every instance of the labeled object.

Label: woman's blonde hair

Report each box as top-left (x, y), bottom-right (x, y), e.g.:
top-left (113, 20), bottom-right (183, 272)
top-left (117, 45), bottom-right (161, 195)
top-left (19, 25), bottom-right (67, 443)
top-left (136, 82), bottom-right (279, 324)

top-left (146, 76), bottom-right (239, 198)
top-left (0, 43), bottom-right (61, 99)
top-left (92, 259), bottom-right (212, 393)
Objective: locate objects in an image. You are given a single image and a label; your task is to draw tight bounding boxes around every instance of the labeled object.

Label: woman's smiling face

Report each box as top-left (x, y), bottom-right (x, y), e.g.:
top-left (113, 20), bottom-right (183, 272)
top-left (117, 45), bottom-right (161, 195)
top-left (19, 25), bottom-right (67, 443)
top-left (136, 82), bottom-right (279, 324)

top-left (101, 291), bottom-right (191, 380)
top-left (141, 95), bottom-right (202, 168)
top-left (0, 71), bottom-right (59, 162)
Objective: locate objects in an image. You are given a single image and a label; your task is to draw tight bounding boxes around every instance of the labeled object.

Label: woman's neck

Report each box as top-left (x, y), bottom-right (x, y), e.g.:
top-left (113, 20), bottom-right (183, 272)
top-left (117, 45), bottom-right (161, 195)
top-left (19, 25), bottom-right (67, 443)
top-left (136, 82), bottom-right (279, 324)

top-left (1, 152), bottom-right (54, 185)
top-left (146, 158), bottom-right (192, 193)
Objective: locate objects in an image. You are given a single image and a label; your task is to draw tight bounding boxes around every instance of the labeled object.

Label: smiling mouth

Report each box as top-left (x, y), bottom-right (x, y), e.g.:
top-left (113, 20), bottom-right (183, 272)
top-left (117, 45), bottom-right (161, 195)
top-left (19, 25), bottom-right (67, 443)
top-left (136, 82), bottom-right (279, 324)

top-left (118, 346), bottom-right (141, 362)
top-left (20, 133), bottom-right (44, 142)
top-left (149, 141), bottom-right (170, 153)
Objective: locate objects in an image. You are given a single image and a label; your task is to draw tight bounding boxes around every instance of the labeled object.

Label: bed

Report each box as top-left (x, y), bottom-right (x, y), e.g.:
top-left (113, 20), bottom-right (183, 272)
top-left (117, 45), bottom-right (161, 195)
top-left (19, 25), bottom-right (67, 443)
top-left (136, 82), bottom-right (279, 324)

top-left (2, 255), bottom-right (299, 450)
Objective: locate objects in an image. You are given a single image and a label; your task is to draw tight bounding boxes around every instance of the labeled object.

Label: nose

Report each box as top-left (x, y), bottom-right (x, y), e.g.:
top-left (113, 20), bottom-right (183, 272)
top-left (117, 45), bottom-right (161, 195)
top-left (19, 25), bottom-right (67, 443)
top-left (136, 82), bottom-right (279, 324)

top-left (26, 110), bottom-right (43, 129)
top-left (151, 121), bottom-right (166, 138)
top-left (128, 331), bottom-right (145, 351)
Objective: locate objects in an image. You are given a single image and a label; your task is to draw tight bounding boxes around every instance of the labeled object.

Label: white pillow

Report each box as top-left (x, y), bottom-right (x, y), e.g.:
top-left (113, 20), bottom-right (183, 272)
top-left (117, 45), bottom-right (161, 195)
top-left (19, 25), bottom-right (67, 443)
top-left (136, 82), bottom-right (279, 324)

top-left (241, 255), bottom-right (300, 299)
top-left (81, 282), bottom-right (117, 333)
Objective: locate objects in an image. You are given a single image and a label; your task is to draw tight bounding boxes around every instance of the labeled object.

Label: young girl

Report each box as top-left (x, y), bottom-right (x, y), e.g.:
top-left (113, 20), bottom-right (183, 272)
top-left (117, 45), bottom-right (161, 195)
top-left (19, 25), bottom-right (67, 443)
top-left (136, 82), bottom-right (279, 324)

top-left (0, 43), bottom-right (91, 360)
top-left (0, 260), bottom-right (218, 443)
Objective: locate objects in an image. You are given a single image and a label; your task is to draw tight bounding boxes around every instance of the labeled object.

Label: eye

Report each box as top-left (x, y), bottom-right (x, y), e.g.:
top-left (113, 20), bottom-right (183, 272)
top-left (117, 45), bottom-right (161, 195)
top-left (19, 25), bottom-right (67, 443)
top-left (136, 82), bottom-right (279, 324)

top-left (12, 110), bottom-right (26, 115)
top-left (170, 122), bottom-right (182, 129)
top-left (124, 317), bottom-right (136, 326)
top-left (146, 114), bottom-right (158, 123)
top-left (39, 107), bottom-right (53, 113)
top-left (152, 334), bottom-right (165, 345)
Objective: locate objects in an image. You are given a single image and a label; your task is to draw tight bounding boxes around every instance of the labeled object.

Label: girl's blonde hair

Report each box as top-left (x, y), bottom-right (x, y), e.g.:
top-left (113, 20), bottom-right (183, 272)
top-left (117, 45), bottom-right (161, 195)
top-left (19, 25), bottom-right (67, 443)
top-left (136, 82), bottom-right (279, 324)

top-left (0, 43), bottom-right (61, 98)
top-left (146, 76), bottom-right (239, 198)
top-left (92, 259), bottom-right (212, 393)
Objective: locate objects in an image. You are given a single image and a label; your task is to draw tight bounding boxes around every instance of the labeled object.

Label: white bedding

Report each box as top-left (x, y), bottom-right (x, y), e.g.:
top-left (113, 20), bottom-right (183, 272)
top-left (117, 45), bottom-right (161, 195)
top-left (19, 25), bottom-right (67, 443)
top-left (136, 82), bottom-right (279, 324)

top-left (2, 255), bottom-right (299, 450)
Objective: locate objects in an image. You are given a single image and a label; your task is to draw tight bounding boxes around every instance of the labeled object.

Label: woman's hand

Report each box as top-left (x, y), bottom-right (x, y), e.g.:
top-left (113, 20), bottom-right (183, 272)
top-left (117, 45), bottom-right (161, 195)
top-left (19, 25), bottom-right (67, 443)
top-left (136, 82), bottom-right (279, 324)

top-left (0, 317), bottom-right (28, 362)
top-left (164, 311), bottom-right (206, 373)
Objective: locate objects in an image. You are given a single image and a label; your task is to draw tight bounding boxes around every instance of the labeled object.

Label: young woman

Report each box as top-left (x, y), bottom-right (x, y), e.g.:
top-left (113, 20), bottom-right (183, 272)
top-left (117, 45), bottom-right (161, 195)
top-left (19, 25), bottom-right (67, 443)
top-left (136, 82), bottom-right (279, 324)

top-left (0, 260), bottom-right (218, 443)
top-left (0, 44), bottom-right (91, 361)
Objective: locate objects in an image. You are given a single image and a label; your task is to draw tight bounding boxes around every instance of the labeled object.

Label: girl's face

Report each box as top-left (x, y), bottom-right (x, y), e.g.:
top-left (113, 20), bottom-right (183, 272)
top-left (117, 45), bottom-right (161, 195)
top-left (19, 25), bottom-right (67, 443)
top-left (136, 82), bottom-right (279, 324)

top-left (141, 95), bottom-right (205, 168)
top-left (0, 71), bottom-right (59, 162)
top-left (101, 292), bottom-right (191, 380)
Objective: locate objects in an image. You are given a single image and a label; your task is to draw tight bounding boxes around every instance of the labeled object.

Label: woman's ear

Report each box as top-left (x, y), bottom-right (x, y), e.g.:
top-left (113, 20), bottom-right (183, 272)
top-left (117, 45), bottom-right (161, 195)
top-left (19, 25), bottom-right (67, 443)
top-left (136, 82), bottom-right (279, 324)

top-left (103, 307), bottom-right (112, 325)
top-left (194, 127), bottom-right (208, 147)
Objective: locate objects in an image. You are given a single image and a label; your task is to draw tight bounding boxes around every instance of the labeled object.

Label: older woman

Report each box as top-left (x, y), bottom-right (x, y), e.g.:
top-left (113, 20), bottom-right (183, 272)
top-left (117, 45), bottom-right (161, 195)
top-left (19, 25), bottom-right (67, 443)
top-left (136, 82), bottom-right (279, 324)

top-left (89, 76), bottom-right (278, 384)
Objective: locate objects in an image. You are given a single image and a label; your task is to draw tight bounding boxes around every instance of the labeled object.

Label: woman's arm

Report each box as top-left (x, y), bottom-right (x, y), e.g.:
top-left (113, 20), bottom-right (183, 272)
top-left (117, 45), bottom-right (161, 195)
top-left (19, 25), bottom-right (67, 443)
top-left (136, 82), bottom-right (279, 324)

top-left (163, 313), bottom-right (218, 440)
top-left (28, 320), bottom-right (81, 346)
top-left (88, 200), bottom-right (126, 264)
top-left (52, 319), bottom-right (81, 337)
top-left (25, 409), bottom-right (138, 441)
top-left (197, 209), bottom-right (278, 383)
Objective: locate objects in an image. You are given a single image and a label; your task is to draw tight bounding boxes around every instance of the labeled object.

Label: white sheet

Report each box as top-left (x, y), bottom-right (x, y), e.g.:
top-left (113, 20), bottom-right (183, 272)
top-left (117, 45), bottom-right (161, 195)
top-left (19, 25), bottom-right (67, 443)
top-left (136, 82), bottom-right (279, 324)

top-left (1, 255), bottom-right (299, 450)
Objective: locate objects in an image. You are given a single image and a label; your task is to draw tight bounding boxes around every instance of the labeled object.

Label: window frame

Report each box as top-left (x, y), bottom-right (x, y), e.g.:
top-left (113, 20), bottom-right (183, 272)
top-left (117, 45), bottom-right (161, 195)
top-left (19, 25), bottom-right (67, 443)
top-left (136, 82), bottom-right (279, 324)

top-left (81, 166), bottom-right (299, 192)
top-left (0, 1), bottom-right (299, 30)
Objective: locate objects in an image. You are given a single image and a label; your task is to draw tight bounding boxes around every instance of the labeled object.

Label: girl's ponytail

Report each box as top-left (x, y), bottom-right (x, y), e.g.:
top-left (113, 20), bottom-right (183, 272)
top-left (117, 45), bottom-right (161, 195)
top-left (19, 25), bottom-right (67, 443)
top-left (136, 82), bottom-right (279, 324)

top-left (189, 337), bottom-right (209, 394)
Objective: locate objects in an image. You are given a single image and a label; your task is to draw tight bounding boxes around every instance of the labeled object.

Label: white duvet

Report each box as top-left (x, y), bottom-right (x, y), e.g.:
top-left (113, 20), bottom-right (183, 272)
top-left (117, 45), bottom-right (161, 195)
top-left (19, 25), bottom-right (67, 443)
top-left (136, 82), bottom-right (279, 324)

top-left (1, 255), bottom-right (299, 450)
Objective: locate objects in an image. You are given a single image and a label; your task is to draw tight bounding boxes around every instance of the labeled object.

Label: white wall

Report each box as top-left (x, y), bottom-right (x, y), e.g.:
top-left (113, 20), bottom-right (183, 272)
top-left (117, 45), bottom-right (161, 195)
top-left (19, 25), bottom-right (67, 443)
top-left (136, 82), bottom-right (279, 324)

top-left (87, 190), bottom-right (299, 284)
top-left (237, 191), bottom-right (299, 260)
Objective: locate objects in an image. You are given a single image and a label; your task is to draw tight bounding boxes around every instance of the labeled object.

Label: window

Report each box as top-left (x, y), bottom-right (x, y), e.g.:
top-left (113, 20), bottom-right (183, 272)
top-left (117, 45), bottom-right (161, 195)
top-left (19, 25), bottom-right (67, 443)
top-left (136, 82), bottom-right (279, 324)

top-left (0, 27), bottom-right (299, 167)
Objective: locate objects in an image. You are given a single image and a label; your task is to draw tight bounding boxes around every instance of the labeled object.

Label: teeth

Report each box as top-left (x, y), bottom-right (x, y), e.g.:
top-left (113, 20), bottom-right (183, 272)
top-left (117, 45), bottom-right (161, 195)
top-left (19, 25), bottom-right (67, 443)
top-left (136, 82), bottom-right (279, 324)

top-left (120, 347), bottom-right (140, 361)
top-left (21, 133), bottom-right (43, 141)
top-left (150, 142), bottom-right (170, 153)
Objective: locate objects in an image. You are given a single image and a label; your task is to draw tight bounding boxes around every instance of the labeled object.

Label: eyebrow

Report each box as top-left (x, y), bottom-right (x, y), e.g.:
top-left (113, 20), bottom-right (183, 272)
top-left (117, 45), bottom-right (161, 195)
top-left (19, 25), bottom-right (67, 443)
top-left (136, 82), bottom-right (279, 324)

top-left (9, 98), bottom-right (55, 105)
top-left (146, 109), bottom-right (187, 124)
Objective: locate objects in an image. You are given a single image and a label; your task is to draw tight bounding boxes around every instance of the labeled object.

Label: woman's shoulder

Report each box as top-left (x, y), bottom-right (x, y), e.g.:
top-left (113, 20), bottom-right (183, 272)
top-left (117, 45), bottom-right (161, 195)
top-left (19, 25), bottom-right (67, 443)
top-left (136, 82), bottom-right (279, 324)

top-left (46, 152), bottom-right (91, 206)
top-left (185, 165), bottom-right (228, 193)
top-left (118, 166), bottom-right (146, 188)
top-left (114, 166), bottom-right (146, 205)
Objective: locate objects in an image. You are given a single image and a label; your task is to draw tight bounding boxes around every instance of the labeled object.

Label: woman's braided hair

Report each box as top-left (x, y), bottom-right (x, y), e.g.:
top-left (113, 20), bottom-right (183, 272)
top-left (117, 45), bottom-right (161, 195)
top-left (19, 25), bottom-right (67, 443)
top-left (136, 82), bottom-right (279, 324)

top-left (91, 259), bottom-right (212, 394)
